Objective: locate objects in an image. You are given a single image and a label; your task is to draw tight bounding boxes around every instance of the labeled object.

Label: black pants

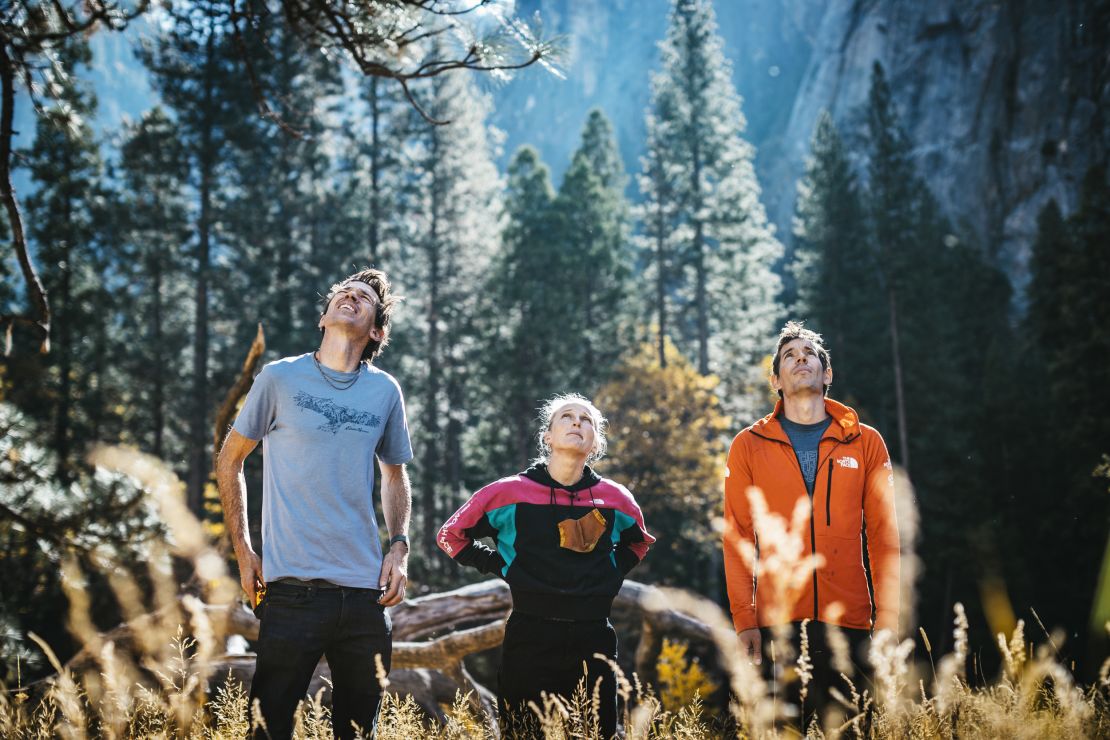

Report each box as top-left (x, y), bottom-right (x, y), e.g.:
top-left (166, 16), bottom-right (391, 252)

top-left (249, 582), bottom-right (392, 740)
top-left (760, 621), bottom-right (870, 731)
top-left (498, 611), bottom-right (619, 739)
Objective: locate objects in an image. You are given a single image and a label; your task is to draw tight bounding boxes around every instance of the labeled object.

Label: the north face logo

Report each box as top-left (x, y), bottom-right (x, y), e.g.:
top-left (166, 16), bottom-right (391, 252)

top-left (836, 456), bottom-right (859, 469)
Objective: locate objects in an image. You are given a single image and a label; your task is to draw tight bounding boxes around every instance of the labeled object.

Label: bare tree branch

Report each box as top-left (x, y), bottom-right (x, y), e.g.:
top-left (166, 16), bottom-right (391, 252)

top-left (0, 40), bottom-right (49, 354)
top-left (227, 0), bottom-right (305, 138)
top-left (212, 323), bottom-right (266, 463)
top-left (0, 0), bottom-right (148, 355)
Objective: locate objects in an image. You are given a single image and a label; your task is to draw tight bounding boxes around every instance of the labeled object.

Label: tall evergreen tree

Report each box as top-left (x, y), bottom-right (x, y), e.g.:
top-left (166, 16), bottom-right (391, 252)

top-left (640, 0), bottom-right (782, 420)
top-left (638, 98), bottom-right (681, 368)
top-left (358, 76), bottom-right (411, 266)
top-left (1024, 173), bottom-right (1110, 647)
top-left (860, 62), bottom-right (1026, 643)
top-left (220, 9), bottom-right (344, 362)
top-left (115, 107), bottom-right (193, 460)
top-left (1027, 200), bottom-right (1069, 363)
top-left (478, 146), bottom-right (560, 471)
top-left (552, 110), bottom-right (634, 389)
top-left (791, 111), bottom-right (881, 410)
top-left (19, 38), bottom-right (115, 478)
top-left (1044, 169), bottom-right (1110, 453)
top-left (866, 61), bottom-right (917, 471)
top-left (394, 69), bottom-right (502, 576)
top-left (140, 2), bottom-right (247, 513)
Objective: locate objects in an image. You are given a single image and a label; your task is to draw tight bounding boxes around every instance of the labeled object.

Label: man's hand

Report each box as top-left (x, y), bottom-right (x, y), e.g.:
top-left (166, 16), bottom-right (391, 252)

top-left (738, 628), bottom-right (762, 666)
top-left (236, 547), bottom-right (264, 605)
top-left (377, 542), bottom-right (409, 606)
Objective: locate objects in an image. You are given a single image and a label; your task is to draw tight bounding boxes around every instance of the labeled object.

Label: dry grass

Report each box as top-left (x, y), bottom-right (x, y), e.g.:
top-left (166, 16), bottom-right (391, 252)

top-left (4, 608), bottom-right (1110, 739)
top-left (3, 447), bottom-right (1109, 738)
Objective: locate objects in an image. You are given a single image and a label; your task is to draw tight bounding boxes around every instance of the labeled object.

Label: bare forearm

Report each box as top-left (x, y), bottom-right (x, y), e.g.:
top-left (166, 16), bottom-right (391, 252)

top-left (380, 464), bottom-right (411, 539)
top-left (217, 456), bottom-right (253, 556)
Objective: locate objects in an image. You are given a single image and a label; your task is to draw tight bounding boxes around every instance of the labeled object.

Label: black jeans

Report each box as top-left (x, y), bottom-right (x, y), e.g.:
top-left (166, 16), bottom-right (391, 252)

top-left (498, 611), bottom-right (619, 739)
top-left (249, 581), bottom-right (392, 740)
top-left (760, 621), bottom-right (870, 731)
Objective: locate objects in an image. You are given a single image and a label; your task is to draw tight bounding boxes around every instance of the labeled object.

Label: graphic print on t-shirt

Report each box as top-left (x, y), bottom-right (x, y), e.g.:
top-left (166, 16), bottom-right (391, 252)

top-left (797, 450), bottom-right (818, 489)
top-left (294, 390), bottom-right (382, 434)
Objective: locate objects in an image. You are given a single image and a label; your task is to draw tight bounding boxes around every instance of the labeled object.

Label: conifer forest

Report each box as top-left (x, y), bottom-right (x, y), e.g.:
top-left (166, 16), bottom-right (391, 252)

top-left (2, 0), bottom-right (1110, 737)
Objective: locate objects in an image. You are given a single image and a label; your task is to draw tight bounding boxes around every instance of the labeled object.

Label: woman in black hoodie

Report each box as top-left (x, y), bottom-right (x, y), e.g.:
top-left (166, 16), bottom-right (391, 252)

top-left (438, 393), bottom-right (654, 738)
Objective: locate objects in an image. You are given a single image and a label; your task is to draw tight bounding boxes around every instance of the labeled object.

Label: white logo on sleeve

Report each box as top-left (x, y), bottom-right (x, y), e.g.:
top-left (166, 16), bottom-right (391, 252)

top-left (836, 456), bottom-right (859, 469)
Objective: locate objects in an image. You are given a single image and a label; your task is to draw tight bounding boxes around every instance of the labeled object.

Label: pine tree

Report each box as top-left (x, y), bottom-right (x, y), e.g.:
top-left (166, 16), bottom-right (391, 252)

top-left (1018, 176), bottom-right (1110, 652)
top-left (861, 62), bottom-right (1035, 645)
top-left (140, 2), bottom-right (249, 513)
top-left (640, 0), bottom-right (782, 420)
top-left (0, 402), bottom-right (159, 683)
top-left (359, 76), bottom-right (412, 266)
top-left (478, 146), bottom-right (560, 472)
top-left (1049, 168), bottom-right (1110, 453)
top-left (219, 10), bottom-right (344, 362)
top-left (791, 111), bottom-right (882, 410)
top-left (393, 68), bottom-right (502, 576)
top-left (115, 107), bottom-right (193, 460)
top-left (551, 110), bottom-right (634, 389)
top-left (1027, 200), bottom-right (1069, 361)
top-left (866, 61), bottom-right (917, 471)
top-left (19, 37), bottom-right (114, 478)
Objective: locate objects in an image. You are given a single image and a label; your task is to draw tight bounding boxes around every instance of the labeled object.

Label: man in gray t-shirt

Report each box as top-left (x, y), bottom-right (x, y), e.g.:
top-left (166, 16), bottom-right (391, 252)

top-left (217, 268), bottom-right (413, 740)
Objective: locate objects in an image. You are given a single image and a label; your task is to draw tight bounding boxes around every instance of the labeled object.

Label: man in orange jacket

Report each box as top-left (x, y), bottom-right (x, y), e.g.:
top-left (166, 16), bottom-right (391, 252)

top-left (723, 321), bottom-right (900, 720)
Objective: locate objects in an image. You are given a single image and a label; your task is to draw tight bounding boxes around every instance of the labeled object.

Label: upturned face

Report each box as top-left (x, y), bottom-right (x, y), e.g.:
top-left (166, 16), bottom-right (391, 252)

top-left (543, 403), bottom-right (598, 459)
top-left (771, 338), bottom-right (832, 399)
top-left (318, 280), bottom-right (382, 343)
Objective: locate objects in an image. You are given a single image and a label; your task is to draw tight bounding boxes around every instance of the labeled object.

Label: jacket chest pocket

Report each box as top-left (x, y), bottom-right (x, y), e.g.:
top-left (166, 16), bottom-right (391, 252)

top-left (822, 456), bottom-right (864, 535)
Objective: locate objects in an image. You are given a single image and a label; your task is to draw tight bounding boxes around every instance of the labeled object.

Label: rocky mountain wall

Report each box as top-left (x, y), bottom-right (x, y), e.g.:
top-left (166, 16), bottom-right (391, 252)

top-left (771, 0), bottom-right (1109, 291)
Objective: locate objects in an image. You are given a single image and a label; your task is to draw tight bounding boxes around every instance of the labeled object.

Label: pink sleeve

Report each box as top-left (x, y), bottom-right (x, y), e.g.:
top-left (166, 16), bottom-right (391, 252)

top-left (437, 481), bottom-right (504, 558)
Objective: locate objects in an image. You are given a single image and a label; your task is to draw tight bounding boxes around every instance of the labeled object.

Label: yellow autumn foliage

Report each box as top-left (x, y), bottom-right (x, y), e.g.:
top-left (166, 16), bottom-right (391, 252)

top-left (597, 338), bottom-right (730, 587)
top-left (655, 638), bottom-right (719, 715)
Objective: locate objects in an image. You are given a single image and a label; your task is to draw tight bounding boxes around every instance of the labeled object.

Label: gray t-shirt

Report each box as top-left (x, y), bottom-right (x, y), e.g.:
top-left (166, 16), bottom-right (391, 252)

top-left (233, 353), bottom-right (413, 588)
top-left (779, 415), bottom-right (834, 497)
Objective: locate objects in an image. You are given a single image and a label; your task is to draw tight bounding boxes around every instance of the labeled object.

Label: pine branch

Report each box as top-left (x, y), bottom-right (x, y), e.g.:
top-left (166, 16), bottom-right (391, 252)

top-left (0, 0), bottom-right (147, 355)
top-left (0, 42), bottom-right (49, 354)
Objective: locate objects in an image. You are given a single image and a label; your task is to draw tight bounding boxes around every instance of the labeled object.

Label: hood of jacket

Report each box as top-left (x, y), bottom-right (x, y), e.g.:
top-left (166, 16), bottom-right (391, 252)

top-left (521, 462), bottom-right (602, 492)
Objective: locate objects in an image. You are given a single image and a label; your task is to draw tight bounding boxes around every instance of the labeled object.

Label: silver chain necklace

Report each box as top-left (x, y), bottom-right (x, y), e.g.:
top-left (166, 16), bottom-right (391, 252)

top-left (313, 352), bottom-right (361, 391)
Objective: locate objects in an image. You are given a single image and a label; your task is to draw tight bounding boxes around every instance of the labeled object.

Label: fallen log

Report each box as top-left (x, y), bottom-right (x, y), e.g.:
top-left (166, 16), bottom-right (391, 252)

top-left (37, 579), bottom-right (715, 727)
top-left (391, 579), bottom-right (511, 640)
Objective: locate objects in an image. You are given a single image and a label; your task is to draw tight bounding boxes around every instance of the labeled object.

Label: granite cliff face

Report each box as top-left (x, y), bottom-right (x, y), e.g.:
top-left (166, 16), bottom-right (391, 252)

top-left (770, 0), bottom-right (1109, 290)
top-left (494, 0), bottom-right (1108, 294)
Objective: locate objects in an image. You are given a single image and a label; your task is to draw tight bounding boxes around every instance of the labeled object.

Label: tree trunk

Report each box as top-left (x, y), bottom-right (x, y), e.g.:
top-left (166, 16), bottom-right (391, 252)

top-left (90, 285), bottom-right (108, 443)
top-left (691, 136), bottom-right (709, 376)
top-left (368, 77), bottom-right (381, 264)
top-left (694, 225), bottom-right (709, 375)
top-left (0, 42), bottom-right (50, 353)
top-left (887, 286), bottom-right (911, 475)
top-left (421, 127), bottom-right (443, 570)
top-left (55, 236), bottom-right (72, 479)
top-left (655, 188), bottom-right (667, 368)
top-left (187, 32), bottom-right (217, 517)
top-left (151, 258), bottom-right (165, 458)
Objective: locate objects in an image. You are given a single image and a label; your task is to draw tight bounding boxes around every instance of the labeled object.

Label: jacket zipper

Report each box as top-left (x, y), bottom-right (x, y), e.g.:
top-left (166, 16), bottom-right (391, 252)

top-left (826, 460), bottom-right (834, 526)
top-left (809, 502), bottom-right (818, 620)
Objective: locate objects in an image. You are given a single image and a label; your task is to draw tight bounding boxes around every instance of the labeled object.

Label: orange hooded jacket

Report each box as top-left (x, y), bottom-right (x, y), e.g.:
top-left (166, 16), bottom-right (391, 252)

top-left (723, 397), bottom-right (900, 633)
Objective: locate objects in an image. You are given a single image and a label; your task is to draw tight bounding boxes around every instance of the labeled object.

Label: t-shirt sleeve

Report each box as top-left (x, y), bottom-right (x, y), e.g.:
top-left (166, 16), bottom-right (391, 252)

top-left (376, 385), bottom-right (414, 465)
top-left (233, 366), bottom-right (277, 441)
